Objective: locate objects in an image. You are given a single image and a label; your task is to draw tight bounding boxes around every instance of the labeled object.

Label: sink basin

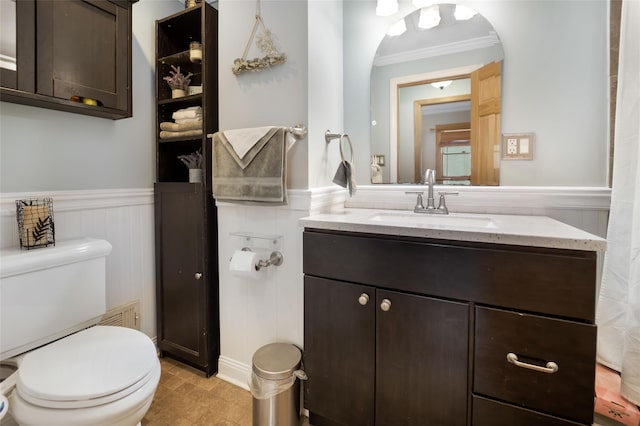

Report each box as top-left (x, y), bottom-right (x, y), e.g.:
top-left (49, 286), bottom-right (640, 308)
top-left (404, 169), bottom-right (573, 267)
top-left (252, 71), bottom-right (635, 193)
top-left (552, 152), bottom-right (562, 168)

top-left (368, 212), bottom-right (497, 229)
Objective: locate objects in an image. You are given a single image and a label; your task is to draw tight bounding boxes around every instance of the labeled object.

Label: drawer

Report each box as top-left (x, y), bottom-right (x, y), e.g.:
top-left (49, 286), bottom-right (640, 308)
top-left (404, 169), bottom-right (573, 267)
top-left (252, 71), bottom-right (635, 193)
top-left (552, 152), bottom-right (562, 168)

top-left (474, 307), bottom-right (596, 424)
top-left (303, 230), bottom-right (597, 321)
top-left (472, 396), bottom-right (587, 426)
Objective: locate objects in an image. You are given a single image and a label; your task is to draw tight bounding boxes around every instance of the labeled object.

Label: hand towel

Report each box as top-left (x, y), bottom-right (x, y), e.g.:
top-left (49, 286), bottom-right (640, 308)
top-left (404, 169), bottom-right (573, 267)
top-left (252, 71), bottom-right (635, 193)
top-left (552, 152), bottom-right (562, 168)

top-left (212, 127), bottom-right (289, 204)
top-left (333, 160), bottom-right (357, 197)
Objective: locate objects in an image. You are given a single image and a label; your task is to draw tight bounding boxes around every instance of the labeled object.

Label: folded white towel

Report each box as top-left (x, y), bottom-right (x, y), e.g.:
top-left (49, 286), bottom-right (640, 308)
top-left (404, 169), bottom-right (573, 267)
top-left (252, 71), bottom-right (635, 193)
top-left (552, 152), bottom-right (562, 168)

top-left (172, 106), bottom-right (202, 120)
top-left (222, 126), bottom-right (298, 159)
top-left (223, 126), bottom-right (274, 159)
top-left (174, 117), bottom-right (203, 124)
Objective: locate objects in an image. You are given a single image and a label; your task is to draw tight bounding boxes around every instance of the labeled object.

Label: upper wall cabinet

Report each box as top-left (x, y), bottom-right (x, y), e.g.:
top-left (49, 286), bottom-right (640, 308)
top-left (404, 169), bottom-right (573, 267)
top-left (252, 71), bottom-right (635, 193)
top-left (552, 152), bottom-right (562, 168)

top-left (0, 0), bottom-right (137, 120)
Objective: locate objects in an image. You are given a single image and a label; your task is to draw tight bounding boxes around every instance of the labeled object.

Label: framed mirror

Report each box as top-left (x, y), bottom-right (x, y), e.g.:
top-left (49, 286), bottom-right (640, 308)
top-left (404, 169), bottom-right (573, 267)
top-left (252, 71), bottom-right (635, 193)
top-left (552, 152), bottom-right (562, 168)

top-left (370, 4), bottom-right (504, 185)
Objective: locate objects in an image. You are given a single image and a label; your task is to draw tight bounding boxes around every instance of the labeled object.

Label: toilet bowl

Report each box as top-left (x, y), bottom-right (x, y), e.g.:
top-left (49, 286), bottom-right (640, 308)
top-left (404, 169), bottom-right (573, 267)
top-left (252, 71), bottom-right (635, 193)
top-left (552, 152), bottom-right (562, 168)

top-left (4, 326), bottom-right (160, 426)
top-left (0, 239), bottom-right (160, 426)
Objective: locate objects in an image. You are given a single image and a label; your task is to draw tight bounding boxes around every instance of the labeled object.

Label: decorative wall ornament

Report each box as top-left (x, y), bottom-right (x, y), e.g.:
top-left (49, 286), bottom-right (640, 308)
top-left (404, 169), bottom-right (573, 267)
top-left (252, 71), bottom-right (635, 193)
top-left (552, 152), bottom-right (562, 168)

top-left (16, 198), bottom-right (55, 249)
top-left (232, 0), bottom-right (286, 75)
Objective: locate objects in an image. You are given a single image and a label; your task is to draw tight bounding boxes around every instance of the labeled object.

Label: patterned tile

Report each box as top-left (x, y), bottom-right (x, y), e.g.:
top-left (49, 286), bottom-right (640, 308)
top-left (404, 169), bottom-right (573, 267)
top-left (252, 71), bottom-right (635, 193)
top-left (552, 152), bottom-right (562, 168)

top-left (142, 358), bottom-right (252, 426)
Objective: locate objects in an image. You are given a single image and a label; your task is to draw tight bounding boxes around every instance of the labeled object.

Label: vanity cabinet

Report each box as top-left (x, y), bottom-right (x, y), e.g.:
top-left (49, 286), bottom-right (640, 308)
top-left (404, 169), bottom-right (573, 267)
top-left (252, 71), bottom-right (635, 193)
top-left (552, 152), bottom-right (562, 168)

top-left (305, 276), bottom-right (468, 426)
top-left (303, 228), bottom-right (598, 425)
top-left (1, 0), bottom-right (136, 119)
top-left (153, 3), bottom-right (219, 376)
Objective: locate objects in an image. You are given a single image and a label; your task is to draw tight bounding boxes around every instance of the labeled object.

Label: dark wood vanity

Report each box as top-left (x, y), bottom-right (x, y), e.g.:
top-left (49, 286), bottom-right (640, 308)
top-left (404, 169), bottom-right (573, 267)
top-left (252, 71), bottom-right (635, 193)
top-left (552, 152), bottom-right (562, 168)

top-left (303, 227), bottom-right (598, 426)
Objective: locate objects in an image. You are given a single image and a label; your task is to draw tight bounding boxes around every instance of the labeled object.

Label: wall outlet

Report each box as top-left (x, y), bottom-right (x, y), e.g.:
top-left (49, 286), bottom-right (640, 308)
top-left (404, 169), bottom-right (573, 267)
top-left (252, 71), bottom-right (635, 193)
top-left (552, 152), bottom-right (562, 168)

top-left (502, 133), bottom-right (535, 160)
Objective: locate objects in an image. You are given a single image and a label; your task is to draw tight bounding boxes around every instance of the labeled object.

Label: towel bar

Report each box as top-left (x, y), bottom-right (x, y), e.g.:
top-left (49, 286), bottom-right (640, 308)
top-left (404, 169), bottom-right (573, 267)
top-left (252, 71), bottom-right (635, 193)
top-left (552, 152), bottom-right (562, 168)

top-left (207, 124), bottom-right (307, 140)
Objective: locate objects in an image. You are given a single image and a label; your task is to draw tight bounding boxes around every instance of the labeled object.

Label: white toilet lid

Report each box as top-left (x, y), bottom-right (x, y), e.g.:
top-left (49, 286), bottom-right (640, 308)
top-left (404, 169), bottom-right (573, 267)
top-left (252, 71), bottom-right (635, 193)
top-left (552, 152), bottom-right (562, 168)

top-left (17, 326), bottom-right (158, 409)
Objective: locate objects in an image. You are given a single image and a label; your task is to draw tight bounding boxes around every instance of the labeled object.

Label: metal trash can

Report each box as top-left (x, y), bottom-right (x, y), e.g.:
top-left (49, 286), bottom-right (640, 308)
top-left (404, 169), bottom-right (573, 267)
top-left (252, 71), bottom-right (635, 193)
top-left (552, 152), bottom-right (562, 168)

top-left (251, 343), bottom-right (306, 426)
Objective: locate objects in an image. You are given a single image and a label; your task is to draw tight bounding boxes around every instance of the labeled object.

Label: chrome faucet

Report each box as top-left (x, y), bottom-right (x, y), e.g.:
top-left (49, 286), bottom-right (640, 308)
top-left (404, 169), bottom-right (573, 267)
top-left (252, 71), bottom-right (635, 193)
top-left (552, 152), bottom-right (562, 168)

top-left (424, 169), bottom-right (437, 210)
top-left (405, 169), bottom-right (458, 214)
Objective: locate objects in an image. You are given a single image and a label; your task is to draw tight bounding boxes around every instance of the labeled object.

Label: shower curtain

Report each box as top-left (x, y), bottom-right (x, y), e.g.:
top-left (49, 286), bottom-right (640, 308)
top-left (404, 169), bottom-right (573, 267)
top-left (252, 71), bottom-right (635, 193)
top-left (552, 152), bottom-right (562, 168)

top-left (596, 0), bottom-right (640, 406)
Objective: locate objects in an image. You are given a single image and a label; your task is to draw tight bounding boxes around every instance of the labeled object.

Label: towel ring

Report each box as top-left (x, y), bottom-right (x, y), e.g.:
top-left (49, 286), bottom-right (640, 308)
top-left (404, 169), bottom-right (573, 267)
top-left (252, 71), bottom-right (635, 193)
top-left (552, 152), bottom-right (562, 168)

top-left (339, 134), bottom-right (354, 163)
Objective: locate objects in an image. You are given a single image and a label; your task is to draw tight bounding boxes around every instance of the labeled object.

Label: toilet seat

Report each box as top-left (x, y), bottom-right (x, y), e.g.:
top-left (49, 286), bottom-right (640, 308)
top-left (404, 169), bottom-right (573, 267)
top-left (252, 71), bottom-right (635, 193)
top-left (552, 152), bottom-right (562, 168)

top-left (16, 326), bottom-right (158, 409)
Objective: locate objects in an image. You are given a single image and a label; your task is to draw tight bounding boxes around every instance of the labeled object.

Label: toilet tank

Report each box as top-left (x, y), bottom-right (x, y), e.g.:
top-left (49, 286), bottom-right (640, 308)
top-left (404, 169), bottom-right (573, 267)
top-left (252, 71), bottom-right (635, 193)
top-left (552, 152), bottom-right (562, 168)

top-left (0, 238), bottom-right (112, 361)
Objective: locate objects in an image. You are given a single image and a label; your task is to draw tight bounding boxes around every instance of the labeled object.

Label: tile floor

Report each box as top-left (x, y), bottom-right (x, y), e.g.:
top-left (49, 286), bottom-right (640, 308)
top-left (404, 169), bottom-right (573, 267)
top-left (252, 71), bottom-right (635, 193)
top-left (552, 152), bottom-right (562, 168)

top-left (144, 357), bottom-right (623, 426)
top-left (142, 357), bottom-right (252, 426)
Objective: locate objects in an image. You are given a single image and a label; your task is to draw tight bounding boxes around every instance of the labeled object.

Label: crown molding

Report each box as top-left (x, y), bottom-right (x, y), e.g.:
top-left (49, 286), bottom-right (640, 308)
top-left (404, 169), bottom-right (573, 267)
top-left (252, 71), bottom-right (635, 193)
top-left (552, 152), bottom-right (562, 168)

top-left (373, 32), bottom-right (500, 67)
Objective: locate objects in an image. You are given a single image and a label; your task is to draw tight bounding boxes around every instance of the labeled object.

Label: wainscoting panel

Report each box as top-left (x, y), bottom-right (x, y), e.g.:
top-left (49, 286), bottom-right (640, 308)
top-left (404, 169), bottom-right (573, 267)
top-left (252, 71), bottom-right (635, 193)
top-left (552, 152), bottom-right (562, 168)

top-left (0, 186), bottom-right (610, 389)
top-left (0, 189), bottom-right (156, 338)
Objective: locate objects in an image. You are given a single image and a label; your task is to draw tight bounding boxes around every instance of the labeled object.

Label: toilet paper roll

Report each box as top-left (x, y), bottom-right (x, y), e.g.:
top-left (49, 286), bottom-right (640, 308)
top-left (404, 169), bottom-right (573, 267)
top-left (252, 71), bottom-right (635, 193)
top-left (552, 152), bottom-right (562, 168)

top-left (230, 249), bottom-right (260, 279)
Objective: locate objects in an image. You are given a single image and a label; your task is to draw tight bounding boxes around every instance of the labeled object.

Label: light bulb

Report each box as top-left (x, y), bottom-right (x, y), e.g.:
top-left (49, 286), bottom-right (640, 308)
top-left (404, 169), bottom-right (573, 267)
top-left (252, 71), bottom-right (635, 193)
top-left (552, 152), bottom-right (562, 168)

top-left (431, 80), bottom-right (452, 90)
top-left (418, 6), bottom-right (440, 30)
top-left (376, 0), bottom-right (398, 17)
top-left (387, 19), bottom-right (407, 36)
top-left (454, 5), bottom-right (477, 20)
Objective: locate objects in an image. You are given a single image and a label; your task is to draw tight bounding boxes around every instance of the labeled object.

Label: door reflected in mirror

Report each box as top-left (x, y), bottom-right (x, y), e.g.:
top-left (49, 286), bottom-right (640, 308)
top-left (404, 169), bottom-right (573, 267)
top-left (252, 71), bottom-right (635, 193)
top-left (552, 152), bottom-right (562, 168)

top-left (370, 4), bottom-right (503, 185)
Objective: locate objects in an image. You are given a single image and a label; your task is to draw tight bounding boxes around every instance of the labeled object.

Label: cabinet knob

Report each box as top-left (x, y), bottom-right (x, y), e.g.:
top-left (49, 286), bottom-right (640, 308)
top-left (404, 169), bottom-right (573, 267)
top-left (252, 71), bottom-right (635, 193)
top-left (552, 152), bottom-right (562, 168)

top-left (195, 272), bottom-right (203, 280)
top-left (358, 293), bottom-right (370, 305)
top-left (380, 299), bottom-right (392, 312)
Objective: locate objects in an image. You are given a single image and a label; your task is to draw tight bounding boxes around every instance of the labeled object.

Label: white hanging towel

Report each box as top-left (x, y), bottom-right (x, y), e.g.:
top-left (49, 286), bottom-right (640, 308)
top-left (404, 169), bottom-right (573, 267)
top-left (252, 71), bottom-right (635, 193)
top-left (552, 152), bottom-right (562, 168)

top-left (223, 126), bottom-right (297, 160)
top-left (223, 126), bottom-right (274, 159)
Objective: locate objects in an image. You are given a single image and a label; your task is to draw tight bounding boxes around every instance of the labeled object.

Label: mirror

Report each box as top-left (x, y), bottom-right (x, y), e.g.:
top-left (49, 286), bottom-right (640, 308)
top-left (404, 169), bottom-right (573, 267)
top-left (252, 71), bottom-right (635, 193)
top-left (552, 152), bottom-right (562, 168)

top-left (0, 0), bottom-right (16, 70)
top-left (370, 4), bottom-right (504, 185)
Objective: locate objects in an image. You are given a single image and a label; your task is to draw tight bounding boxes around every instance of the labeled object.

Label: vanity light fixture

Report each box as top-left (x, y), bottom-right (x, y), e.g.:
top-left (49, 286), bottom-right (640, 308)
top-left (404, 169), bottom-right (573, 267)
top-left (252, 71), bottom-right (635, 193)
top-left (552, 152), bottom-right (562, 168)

top-left (376, 0), bottom-right (398, 17)
top-left (454, 4), bottom-right (477, 20)
top-left (387, 18), bottom-right (407, 36)
top-left (431, 80), bottom-right (452, 90)
top-left (418, 5), bottom-right (441, 29)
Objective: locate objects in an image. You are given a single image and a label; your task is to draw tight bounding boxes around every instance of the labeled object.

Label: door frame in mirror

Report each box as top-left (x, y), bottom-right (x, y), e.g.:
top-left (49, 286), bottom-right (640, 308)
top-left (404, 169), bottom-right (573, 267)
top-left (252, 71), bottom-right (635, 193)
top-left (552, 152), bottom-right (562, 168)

top-left (413, 94), bottom-right (470, 183)
top-left (389, 64), bottom-right (481, 183)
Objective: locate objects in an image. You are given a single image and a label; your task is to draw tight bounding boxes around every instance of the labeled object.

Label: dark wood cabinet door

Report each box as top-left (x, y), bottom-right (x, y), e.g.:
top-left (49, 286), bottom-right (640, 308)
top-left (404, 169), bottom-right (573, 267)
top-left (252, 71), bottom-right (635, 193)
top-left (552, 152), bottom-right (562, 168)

top-left (375, 290), bottom-right (469, 426)
top-left (304, 276), bottom-right (376, 426)
top-left (36, 0), bottom-right (130, 112)
top-left (155, 183), bottom-right (207, 367)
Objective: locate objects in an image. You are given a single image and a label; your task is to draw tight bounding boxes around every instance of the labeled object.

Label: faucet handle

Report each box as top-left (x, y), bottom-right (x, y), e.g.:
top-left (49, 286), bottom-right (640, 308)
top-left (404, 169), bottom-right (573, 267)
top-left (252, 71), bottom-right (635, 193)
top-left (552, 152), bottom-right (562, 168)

top-left (437, 191), bottom-right (459, 214)
top-left (405, 191), bottom-right (425, 211)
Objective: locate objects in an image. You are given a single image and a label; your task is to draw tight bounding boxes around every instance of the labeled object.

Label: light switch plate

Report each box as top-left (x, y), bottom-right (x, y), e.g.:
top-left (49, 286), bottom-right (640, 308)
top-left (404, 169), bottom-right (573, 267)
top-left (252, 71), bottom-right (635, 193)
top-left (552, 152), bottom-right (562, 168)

top-left (502, 133), bottom-right (535, 160)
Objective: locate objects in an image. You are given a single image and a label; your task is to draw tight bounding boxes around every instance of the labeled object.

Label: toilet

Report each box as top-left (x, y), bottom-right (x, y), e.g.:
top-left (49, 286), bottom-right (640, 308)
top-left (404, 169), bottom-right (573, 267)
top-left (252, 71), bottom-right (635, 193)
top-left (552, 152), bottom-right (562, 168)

top-left (0, 238), bottom-right (160, 426)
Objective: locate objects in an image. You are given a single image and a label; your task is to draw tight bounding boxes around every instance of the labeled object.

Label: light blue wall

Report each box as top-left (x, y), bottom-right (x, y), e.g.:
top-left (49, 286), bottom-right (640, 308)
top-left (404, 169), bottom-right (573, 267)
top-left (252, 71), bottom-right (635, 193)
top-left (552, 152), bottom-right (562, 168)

top-left (0, 0), bottom-right (181, 193)
top-left (218, 0), bottom-right (343, 189)
top-left (1, 0), bottom-right (609, 192)
top-left (218, 0), bottom-right (309, 188)
top-left (345, 0), bottom-right (609, 187)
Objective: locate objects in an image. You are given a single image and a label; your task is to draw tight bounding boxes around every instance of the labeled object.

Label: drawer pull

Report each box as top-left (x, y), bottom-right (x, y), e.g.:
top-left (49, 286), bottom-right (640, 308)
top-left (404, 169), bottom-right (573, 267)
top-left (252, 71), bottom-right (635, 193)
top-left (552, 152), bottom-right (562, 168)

top-left (506, 353), bottom-right (558, 374)
top-left (358, 293), bottom-right (370, 305)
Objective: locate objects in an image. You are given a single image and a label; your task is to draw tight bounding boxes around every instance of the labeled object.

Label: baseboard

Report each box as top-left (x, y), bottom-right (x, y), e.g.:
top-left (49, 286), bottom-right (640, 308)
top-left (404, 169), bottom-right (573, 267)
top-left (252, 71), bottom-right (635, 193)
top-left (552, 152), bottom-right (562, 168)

top-left (217, 355), bottom-right (251, 391)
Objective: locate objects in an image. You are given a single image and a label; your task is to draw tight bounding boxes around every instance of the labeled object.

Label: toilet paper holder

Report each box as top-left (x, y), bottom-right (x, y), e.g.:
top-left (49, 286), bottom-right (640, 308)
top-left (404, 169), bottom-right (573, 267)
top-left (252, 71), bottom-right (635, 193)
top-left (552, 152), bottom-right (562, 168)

top-left (241, 247), bottom-right (283, 270)
top-left (231, 232), bottom-right (284, 271)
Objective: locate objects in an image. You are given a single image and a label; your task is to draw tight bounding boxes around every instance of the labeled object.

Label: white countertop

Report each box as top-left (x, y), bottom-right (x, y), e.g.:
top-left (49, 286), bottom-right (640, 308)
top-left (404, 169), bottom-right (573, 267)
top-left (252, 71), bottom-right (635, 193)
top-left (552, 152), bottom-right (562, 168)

top-left (300, 209), bottom-right (606, 252)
